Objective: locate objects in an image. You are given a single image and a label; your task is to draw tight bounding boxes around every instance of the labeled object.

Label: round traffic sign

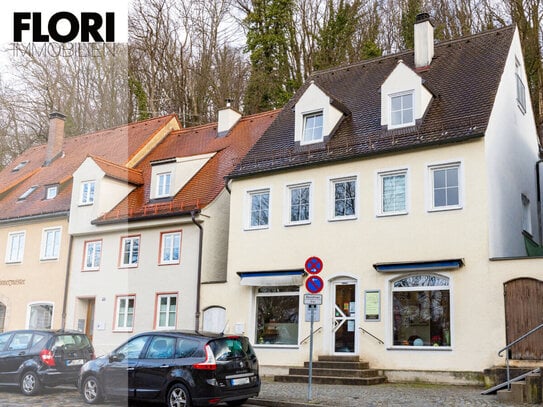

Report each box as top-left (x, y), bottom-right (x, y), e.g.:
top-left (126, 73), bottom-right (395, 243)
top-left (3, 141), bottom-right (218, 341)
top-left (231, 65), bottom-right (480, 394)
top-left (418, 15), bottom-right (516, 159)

top-left (305, 256), bottom-right (323, 274)
top-left (305, 275), bottom-right (324, 293)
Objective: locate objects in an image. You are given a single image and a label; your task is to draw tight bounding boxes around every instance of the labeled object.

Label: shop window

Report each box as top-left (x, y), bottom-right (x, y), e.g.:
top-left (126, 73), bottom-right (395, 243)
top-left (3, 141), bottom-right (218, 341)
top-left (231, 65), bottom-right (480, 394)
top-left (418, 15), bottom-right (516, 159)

top-left (256, 286), bottom-right (299, 346)
top-left (392, 274), bottom-right (451, 347)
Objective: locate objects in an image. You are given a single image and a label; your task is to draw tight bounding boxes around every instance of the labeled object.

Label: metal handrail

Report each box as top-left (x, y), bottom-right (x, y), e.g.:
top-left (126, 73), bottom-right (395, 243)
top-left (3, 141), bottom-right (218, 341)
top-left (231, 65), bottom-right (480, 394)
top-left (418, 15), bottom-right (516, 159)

top-left (299, 327), bottom-right (322, 345)
top-left (498, 322), bottom-right (543, 390)
top-left (358, 327), bottom-right (384, 345)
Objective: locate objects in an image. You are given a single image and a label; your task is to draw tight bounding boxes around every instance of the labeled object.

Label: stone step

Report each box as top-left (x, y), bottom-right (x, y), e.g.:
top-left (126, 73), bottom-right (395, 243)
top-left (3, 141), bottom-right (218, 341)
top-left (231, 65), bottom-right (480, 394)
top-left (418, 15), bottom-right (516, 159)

top-left (304, 360), bottom-right (370, 370)
top-left (274, 374), bottom-right (387, 386)
top-left (318, 355), bottom-right (360, 362)
top-left (291, 367), bottom-right (381, 378)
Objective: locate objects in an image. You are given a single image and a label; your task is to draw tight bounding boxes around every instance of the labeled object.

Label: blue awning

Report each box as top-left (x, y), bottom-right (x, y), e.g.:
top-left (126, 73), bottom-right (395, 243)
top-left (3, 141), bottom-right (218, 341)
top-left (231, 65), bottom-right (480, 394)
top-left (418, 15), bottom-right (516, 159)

top-left (237, 269), bottom-right (306, 286)
top-left (373, 259), bottom-right (464, 273)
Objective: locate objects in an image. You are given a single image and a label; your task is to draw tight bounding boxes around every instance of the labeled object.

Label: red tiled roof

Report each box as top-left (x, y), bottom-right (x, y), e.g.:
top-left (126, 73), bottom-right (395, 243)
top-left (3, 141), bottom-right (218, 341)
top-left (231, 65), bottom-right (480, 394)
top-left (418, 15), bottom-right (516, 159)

top-left (90, 155), bottom-right (144, 185)
top-left (94, 110), bottom-right (279, 223)
top-left (0, 115), bottom-right (179, 221)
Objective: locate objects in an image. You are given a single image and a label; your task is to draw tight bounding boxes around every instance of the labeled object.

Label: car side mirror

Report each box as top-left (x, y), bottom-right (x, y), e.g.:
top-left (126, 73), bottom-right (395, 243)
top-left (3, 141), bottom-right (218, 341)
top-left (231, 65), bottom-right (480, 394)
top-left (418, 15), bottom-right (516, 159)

top-left (109, 352), bottom-right (125, 362)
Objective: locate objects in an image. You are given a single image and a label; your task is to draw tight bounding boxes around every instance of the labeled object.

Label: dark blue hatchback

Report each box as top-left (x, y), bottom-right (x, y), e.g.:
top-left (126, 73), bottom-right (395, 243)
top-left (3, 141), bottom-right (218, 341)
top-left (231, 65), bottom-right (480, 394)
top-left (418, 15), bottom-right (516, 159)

top-left (78, 331), bottom-right (260, 406)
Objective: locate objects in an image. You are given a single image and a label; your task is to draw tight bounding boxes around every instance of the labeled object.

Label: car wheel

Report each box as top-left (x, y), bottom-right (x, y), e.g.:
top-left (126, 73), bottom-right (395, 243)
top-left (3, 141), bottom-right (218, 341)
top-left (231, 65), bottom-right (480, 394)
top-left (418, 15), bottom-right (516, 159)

top-left (20, 370), bottom-right (41, 396)
top-left (81, 375), bottom-right (104, 404)
top-left (226, 399), bottom-right (248, 406)
top-left (167, 383), bottom-right (191, 407)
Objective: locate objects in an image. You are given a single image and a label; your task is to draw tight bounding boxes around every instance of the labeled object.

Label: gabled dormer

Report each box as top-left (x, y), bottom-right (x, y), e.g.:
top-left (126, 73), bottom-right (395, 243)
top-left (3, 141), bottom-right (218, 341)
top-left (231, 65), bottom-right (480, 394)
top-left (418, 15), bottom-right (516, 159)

top-left (380, 61), bottom-right (433, 130)
top-left (294, 82), bottom-right (349, 146)
top-left (149, 152), bottom-right (216, 201)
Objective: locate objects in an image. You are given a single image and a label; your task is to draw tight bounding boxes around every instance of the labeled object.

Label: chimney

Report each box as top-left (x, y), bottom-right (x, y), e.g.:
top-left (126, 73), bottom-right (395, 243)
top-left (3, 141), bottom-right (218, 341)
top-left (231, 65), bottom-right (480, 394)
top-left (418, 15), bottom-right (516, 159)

top-left (44, 112), bottom-right (66, 166)
top-left (217, 99), bottom-right (241, 138)
top-left (414, 13), bottom-right (434, 68)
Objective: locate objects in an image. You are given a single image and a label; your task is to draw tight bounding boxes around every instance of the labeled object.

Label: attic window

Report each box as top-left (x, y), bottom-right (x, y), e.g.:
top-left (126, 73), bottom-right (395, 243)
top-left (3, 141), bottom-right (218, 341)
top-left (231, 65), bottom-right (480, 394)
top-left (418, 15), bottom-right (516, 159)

top-left (390, 92), bottom-right (414, 128)
top-left (302, 111), bottom-right (324, 144)
top-left (18, 185), bottom-right (38, 200)
top-left (156, 172), bottom-right (172, 198)
top-left (45, 185), bottom-right (58, 200)
top-left (12, 161), bottom-right (29, 172)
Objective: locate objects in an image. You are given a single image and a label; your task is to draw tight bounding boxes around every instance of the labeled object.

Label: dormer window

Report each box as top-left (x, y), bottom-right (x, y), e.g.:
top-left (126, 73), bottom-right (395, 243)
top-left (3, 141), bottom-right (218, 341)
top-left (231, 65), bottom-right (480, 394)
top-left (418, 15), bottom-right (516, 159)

top-left (156, 172), bottom-right (172, 198)
top-left (390, 91), bottom-right (414, 128)
top-left (45, 185), bottom-right (58, 200)
top-left (302, 111), bottom-right (324, 144)
top-left (80, 180), bottom-right (95, 205)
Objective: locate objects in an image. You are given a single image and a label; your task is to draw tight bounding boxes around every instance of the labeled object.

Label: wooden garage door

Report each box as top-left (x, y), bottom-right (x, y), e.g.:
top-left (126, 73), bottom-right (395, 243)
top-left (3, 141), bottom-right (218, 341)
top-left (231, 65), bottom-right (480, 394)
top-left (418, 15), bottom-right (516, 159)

top-left (504, 278), bottom-right (543, 360)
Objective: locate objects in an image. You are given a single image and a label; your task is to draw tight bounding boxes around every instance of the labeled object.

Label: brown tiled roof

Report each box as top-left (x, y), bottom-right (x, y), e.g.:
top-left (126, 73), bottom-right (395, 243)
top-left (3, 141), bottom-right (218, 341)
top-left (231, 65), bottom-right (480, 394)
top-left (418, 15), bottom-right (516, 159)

top-left (231, 26), bottom-right (515, 178)
top-left (0, 115), bottom-right (179, 221)
top-left (94, 110), bottom-right (279, 223)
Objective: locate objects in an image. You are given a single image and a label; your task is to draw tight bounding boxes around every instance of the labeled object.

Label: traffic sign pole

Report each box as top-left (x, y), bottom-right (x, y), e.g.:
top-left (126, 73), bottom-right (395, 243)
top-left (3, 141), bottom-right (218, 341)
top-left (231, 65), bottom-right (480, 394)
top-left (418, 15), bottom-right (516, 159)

top-left (303, 257), bottom-right (324, 402)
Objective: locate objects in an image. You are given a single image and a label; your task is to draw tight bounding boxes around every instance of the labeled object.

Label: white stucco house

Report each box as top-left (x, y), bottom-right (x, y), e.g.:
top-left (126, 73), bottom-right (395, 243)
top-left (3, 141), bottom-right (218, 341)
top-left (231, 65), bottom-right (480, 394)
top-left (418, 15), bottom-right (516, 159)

top-left (202, 15), bottom-right (543, 384)
top-left (65, 108), bottom-right (278, 354)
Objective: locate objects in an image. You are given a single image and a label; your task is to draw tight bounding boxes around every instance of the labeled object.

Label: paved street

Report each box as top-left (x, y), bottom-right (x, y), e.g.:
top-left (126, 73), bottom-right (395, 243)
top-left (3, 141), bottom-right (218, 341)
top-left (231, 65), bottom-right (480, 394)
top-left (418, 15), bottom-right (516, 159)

top-left (0, 379), bottom-right (518, 406)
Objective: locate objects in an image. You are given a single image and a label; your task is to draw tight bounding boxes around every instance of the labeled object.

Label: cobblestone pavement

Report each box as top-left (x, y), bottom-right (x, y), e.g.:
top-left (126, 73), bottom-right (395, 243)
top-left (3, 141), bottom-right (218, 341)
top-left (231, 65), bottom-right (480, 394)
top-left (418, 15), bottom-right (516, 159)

top-left (0, 379), bottom-right (523, 407)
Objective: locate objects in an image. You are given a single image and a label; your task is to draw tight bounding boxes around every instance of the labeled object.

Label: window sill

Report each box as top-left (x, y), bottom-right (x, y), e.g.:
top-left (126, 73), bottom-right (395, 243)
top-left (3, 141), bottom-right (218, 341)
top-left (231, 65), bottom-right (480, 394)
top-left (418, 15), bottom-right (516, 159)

top-left (428, 205), bottom-right (463, 213)
top-left (113, 328), bottom-right (134, 333)
top-left (376, 211), bottom-right (408, 218)
top-left (328, 216), bottom-right (358, 222)
top-left (159, 261), bottom-right (181, 266)
top-left (244, 225), bottom-right (270, 231)
top-left (254, 344), bottom-right (299, 349)
top-left (285, 221), bottom-right (311, 227)
top-left (82, 268), bottom-right (100, 272)
top-left (78, 202), bottom-right (94, 207)
top-left (388, 346), bottom-right (452, 351)
top-left (119, 264), bottom-right (139, 269)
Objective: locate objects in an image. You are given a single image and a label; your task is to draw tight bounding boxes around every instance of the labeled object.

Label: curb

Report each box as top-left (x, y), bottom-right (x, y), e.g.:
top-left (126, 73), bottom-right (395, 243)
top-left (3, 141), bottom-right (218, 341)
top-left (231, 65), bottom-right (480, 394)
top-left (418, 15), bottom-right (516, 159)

top-left (249, 398), bottom-right (323, 407)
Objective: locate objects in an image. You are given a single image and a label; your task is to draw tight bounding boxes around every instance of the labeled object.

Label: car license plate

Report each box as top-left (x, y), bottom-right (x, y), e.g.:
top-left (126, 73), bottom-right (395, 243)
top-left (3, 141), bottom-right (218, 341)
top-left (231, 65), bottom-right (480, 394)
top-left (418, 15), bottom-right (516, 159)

top-left (66, 359), bottom-right (84, 366)
top-left (231, 377), bottom-right (250, 386)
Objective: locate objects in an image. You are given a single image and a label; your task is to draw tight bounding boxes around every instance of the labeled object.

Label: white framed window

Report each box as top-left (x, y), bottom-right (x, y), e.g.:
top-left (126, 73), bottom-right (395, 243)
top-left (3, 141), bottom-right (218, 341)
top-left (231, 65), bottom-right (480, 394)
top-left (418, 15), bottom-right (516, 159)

top-left (80, 181), bottom-right (95, 205)
top-left (83, 240), bottom-right (102, 271)
top-left (120, 235), bottom-right (140, 268)
top-left (428, 162), bottom-right (462, 211)
top-left (378, 170), bottom-right (408, 216)
top-left (27, 302), bottom-right (53, 329)
top-left (286, 183), bottom-right (311, 225)
top-left (515, 58), bottom-right (526, 113)
top-left (114, 295), bottom-right (135, 331)
top-left (330, 177), bottom-right (357, 220)
top-left (45, 185), bottom-right (58, 200)
top-left (391, 274), bottom-right (451, 348)
top-left (247, 189), bottom-right (270, 229)
top-left (160, 231), bottom-right (181, 265)
top-left (255, 286), bottom-right (299, 346)
top-left (12, 160), bottom-right (29, 172)
top-left (302, 111), bottom-right (324, 144)
top-left (6, 231), bottom-right (25, 263)
top-left (41, 227), bottom-right (61, 260)
top-left (390, 91), bottom-right (414, 128)
top-left (156, 172), bottom-right (172, 198)
top-left (155, 293), bottom-right (177, 329)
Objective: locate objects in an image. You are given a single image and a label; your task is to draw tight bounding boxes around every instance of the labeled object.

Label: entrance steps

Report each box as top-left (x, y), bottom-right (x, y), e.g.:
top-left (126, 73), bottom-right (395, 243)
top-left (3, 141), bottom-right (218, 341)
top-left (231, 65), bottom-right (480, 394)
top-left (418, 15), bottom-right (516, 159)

top-left (274, 355), bottom-right (387, 386)
top-left (483, 367), bottom-right (542, 404)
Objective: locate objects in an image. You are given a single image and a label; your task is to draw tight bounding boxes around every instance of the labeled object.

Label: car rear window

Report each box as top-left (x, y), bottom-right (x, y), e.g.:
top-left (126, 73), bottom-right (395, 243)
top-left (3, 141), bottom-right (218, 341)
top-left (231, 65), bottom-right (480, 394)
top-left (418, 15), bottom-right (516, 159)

top-left (53, 334), bottom-right (91, 350)
top-left (175, 338), bottom-right (201, 358)
top-left (209, 337), bottom-right (255, 361)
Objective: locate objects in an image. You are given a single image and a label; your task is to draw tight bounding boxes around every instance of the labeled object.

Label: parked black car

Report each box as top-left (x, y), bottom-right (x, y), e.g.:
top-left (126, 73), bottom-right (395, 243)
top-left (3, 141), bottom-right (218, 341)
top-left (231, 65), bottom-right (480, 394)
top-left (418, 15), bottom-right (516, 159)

top-left (79, 331), bottom-right (260, 406)
top-left (0, 329), bottom-right (95, 395)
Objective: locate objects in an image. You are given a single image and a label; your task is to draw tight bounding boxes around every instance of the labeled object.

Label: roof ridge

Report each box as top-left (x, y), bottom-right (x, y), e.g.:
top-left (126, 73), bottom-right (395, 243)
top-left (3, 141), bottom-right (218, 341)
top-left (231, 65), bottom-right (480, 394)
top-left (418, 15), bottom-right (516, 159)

top-left (310, 25), bottom-right (515, 78)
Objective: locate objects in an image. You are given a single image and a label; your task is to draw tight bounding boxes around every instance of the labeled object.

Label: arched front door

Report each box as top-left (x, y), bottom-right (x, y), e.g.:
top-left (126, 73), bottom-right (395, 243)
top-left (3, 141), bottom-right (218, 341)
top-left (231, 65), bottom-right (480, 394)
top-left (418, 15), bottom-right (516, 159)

top-left (331, 278), bottom-right (357, 354)
top-left (504, 278), bottom-right (543, 359)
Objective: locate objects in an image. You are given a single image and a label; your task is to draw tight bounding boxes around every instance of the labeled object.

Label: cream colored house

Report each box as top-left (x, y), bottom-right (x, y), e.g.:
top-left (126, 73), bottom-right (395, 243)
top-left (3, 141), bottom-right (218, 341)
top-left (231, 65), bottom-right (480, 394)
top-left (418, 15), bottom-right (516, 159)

top-left (203, 18), bottom-right (543, 383)
top-left (0, 113), bottom-right (180, 332)
top-left (64, 109), bottom-right (278, 354)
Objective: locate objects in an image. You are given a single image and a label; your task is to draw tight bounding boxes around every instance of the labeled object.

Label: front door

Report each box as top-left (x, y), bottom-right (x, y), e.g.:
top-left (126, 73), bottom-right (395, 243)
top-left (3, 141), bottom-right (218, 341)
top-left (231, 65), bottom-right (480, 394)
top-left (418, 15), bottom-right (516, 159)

top-left (332, 281), bottom-right (357, 353)
top-left (85, 299), bottom-right (95, 343)
top-left (504, 278), bottom-right (543, 359)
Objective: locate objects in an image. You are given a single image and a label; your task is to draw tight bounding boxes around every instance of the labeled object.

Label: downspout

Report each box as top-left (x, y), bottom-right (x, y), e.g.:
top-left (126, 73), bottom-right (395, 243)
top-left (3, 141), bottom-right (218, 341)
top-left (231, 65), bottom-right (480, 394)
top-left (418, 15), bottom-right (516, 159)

top-left (536, 159), bottom-right (543, 244)
top-left (61, 234), bottom-right (74, 330)
top-left (191, 210), bottom-right (203, 332)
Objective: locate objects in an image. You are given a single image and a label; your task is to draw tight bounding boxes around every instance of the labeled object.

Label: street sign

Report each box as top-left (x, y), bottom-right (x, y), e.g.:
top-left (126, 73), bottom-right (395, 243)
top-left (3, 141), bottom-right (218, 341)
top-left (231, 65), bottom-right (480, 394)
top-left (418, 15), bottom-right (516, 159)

top-left (305, 275), bottom-right (324, 294)
top-left (305, 256), bottom-right (323, 274)
top-left (304, 293), bottom-right (322, 305)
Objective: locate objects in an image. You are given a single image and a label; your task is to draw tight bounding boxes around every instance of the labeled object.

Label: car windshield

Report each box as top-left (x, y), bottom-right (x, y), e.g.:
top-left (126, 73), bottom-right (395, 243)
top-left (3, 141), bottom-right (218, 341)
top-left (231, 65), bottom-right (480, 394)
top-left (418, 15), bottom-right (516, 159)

top-left (208, 337), bottom-right (254, 361)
